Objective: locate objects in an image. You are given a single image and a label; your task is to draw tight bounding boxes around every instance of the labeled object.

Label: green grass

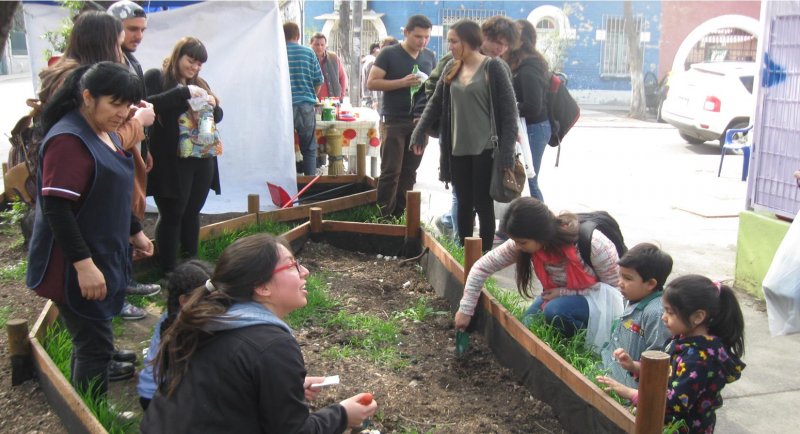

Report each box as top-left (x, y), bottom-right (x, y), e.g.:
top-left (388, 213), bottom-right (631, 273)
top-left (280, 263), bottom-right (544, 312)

top-left (0, 306), bottom-right (14, 329)
top-left (43, 320), bottom-right (72, 380)
top-left (394, 297), bottom-right (447, 323)
top-left (197, 219), bottom-right (294, 262)
top-left (0, 260), bottom-right (27, 281)
top-left (43, 321), bottom-right (139, 433)
top-left (285, 273), bottom-right (339, 329)
top-left (325, 204), bottom-right (407, 225)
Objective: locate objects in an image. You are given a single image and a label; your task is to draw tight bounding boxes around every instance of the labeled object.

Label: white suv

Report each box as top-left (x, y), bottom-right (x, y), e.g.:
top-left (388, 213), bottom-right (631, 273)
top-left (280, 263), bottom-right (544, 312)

top-left (661, 62), bottom-right (754, 145)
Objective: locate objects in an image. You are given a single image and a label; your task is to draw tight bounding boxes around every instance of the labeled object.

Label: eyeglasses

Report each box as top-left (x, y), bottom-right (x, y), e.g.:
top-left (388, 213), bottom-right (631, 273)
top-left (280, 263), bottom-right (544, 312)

top-left (274, 258), bottom-right (301, 274)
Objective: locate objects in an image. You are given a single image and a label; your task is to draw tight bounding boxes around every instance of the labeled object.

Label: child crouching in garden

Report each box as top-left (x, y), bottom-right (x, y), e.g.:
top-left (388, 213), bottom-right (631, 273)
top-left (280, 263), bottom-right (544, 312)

top-left (601, 243), bottom-right (673, 388)
top-left (597, 275), bottom-right (746, 433)
top-left (137, 259), bottom-right (213, 410)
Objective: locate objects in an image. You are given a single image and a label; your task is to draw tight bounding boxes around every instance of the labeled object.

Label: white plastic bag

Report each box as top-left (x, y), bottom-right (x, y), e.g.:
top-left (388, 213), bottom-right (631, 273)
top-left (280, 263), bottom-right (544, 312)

top-left (763, 216), bottom-right (800, 336)
top-left (516, 118), bottom-right (536, 178)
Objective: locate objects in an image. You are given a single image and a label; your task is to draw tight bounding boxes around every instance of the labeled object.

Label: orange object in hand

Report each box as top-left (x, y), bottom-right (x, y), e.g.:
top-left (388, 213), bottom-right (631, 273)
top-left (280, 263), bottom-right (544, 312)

top-left (357, 393), bottom-right (373, 405)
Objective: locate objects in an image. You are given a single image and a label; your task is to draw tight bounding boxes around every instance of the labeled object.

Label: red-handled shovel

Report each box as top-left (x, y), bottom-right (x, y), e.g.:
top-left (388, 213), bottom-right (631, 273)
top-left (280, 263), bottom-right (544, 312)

top-left (267, 175), bottom-right (321, 208)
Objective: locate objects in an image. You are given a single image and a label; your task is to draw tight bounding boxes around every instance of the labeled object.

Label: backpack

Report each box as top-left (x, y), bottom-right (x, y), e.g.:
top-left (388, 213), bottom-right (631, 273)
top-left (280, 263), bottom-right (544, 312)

top-left (6, 99), bottom-right (43, 205)
top-left (546, 73), bottom-right (580, 166)
top-left (577, 211), bottom-right (628, 270)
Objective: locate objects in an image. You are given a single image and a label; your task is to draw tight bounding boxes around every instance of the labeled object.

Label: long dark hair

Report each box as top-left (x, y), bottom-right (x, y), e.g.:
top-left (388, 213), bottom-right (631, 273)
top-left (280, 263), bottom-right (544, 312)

top-left (505, 19), bottom-right (549, 72)
top-left (155, 233), bottom-right (285, 397)
top-left (499, 197), bottom-right (578, 298)
top-left (161, 37), bottom-right (212, 92)
top-left (38, 61), bottom-right (143, 136)
top-left (664, 275), bottom-right (745, 359)
top-left (161, 260), bottom-right (214, 335)
top-left (63, 11), bottom-right (123, 64)
top-left (444, 20), bottom-right (483, 85)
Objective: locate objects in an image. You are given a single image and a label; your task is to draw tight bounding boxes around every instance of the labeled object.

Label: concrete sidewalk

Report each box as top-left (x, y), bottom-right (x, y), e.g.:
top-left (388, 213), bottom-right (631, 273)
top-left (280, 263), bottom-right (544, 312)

top-left (417, 106), bottom-right (800, 433)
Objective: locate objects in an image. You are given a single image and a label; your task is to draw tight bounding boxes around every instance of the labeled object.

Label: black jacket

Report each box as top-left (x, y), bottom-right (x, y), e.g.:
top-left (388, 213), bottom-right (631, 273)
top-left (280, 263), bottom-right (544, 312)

top-left (144, 69), bottom-right (223, 198)
top-left (141, 324), bottom-right (348, 434)
top-left (410, 57), bottom-right (519, 183)
top-left (513, 56), bottom-right (550, 124)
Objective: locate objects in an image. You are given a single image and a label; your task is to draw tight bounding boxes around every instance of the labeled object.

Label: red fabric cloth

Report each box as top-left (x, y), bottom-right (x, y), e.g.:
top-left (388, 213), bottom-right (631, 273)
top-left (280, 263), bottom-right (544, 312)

top-left (532, 245), bottom-right (598, 291)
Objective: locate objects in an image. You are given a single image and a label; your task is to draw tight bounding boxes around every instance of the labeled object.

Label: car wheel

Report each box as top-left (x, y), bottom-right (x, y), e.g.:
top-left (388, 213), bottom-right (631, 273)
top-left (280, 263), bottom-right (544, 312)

top-left (720, 121), bottom-right (749, 146)
top-left (679, 131), bottom-right (705, 145)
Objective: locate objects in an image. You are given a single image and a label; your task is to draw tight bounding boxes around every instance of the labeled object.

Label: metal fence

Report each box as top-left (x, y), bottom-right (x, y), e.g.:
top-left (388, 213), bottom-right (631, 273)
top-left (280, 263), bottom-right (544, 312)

top-left (750, 13), bottom-right (800, 218)
top-left (438, 8), bottom-right (505, 57)
top-left (683, 27), bottom-right (757, 68)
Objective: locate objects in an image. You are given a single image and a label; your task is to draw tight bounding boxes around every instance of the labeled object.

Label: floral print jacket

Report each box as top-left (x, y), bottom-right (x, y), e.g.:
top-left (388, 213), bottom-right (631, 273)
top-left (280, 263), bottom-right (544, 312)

top-left (664, 335), bottom-right (746, 433)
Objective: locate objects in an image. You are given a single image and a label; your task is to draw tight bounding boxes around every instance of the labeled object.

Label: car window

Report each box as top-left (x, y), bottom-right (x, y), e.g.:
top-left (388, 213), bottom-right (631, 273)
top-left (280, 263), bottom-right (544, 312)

top-left (740, 76), bottom-right (754, 94)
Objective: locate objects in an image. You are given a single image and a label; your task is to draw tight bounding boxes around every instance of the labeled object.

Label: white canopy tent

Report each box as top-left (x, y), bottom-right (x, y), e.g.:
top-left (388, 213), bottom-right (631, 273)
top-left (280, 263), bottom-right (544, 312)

top-left (23, 0), bottom-right (297, 213)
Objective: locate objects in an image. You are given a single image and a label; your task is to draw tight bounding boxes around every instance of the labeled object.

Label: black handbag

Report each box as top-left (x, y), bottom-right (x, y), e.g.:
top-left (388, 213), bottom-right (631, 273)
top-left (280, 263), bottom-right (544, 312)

top-left (487, 69), bottom-right (524, 203)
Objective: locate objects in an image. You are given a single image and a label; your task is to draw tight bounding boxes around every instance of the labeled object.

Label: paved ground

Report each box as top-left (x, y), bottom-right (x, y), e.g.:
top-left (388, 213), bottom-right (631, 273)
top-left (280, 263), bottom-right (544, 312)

top-left (2, 74), bottom-right (798, 433)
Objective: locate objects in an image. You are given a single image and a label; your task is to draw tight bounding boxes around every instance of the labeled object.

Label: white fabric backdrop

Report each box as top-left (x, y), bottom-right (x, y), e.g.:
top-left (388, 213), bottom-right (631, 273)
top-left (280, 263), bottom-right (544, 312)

top-left (23, 1), bottom-right (296, 213)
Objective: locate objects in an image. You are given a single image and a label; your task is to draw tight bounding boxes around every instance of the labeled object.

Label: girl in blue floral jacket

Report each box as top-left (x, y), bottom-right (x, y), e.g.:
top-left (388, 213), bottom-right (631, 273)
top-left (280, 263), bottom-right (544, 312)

top-left (597, 274), bottom-right (746, 433)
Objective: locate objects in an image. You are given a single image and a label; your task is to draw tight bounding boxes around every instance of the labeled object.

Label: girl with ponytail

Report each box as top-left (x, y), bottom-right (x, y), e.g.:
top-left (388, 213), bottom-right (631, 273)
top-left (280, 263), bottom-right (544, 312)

top-left (142, 233), bottom-right (377, 433)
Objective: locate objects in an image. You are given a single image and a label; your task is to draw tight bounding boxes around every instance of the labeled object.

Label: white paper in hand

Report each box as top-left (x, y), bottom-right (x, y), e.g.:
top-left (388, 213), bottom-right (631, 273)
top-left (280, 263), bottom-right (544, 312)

top-left (309, 375), bottom-right (340, 389)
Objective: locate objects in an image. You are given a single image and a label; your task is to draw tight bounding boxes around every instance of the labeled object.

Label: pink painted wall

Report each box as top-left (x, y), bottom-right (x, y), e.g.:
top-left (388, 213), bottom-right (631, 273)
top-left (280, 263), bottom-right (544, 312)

top-left (658, 0), bottom-right (761, 77)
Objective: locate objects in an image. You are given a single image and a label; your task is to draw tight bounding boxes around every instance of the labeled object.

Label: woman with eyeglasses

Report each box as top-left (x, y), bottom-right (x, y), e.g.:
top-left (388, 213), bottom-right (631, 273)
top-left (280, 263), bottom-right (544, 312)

top-left (141, 233), bottom-right (377, 433)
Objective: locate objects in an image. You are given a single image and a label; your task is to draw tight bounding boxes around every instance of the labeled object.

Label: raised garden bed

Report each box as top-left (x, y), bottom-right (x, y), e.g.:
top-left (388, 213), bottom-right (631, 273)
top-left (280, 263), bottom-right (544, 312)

top-left (19, 192), bottom-right (672, 434)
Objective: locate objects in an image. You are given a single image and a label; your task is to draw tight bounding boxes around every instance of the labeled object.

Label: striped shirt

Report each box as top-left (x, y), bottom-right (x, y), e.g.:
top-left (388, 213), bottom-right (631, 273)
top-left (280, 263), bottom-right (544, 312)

top-left (459, 233), bottom-right (620, 316)
top-left (286, 42), bottom-right (323, 105)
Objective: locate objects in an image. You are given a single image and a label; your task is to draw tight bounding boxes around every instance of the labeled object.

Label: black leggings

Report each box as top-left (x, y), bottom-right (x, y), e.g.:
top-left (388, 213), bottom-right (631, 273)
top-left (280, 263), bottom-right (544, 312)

top-left (450, 149), bottom-right (495, 252)
top-left (154, 158), bottom-right (214, 271)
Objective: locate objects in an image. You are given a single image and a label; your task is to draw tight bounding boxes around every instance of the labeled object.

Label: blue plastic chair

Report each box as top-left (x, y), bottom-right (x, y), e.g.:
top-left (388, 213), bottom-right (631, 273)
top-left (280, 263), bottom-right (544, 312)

top-left (718, 125), bottom-right (753, 181)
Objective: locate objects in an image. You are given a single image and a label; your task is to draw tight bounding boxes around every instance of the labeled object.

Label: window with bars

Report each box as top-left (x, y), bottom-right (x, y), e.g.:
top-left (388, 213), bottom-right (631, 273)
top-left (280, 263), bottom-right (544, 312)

top-left (437, 9), bottom-right (504, 57)
top-left (600, 15), bottom-right (643, 77)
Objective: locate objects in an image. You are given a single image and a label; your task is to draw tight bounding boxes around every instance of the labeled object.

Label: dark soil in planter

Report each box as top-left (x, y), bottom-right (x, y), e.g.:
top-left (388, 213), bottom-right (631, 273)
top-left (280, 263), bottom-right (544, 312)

top-left (297, 241), bottom-right (566, 434)
top-left (0, 229), bottom-right (67, 434)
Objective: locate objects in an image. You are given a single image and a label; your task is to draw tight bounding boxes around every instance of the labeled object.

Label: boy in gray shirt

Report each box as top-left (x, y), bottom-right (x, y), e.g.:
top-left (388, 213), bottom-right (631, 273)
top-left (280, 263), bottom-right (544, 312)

top-left (601, 243), bottom-right (673, 388)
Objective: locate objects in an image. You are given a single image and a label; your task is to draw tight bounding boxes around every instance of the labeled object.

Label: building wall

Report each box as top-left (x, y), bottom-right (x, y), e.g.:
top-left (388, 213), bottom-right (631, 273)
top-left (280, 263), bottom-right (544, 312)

top-left (658, 0), bottom-right (760, 78)
top-left (305, 0), bottom-right (662, 100)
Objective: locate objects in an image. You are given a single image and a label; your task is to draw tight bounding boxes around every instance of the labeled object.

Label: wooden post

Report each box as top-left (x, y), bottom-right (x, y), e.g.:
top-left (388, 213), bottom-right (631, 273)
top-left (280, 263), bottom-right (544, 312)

top-left (356, 143), bottom-right (367, 178)
top-left (247, 194), bottom-right (260, 214)
top-left (247, 194), bottom-right (260, 224)
top-left (463, 237), bottom-right (482, 278)
top-left (405, 191), bottom-right (420, 238)
top-left (310, 207), bottom-right (323, 241)
top-left (7, 318), bottom-right (33, 385)
top-left (635, 350), bottom-right (671, 434)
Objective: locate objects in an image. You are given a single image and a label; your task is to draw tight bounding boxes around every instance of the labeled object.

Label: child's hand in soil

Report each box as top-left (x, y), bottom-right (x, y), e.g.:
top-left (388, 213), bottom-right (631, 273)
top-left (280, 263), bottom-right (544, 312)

top-left (340, 393), bottom-right (377, 428)
top-left (303, 376), bottom-right (325, 401)
top-left (454, 311), bottom-right (472, 331)
top-left (596, 375), bottom-right (637, 401)
top-left (612, 348), bottom-right (639, 374)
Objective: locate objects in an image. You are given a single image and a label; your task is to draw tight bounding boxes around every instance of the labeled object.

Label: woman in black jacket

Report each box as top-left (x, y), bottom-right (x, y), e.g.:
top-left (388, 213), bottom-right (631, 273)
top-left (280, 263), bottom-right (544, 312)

top-left (145, 37), bottom-right (222, 272)
top-left (141, 233), bottom-right (377, 433)
top-left (505, 19), bottom-right (551, 202)
top-left (411, 20), bottom-right (518, 252)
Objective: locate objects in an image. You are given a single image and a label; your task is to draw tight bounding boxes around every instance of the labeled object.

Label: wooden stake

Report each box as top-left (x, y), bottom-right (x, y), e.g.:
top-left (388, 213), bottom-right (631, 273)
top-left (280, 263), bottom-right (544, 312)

top-left (247, 194), bottom-right (260, 214)
top-left (309, 207), bottom-right (323, 233)
top-left (357, 143), bottom-right (367, 178)
top-left (635, 350), bottom-right (671, 434)
top-left (405, 191), bottom-right (420, 239)
top-left (464, 237), bottom-right (482, 278)
top-left (7, 318), bottom-right (34, 385)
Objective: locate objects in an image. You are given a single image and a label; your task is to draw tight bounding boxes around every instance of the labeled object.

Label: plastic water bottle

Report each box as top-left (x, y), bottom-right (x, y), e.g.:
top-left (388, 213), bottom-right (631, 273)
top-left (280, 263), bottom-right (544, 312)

top-left (410, 64), bottom-right (421, 106)
top-left (197, 103), bottom-right (216, 145)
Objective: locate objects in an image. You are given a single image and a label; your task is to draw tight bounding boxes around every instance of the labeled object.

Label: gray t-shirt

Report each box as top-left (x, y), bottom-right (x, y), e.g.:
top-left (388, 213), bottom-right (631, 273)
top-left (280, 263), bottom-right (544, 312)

top-left (450, 58), bottom-right (492, 156)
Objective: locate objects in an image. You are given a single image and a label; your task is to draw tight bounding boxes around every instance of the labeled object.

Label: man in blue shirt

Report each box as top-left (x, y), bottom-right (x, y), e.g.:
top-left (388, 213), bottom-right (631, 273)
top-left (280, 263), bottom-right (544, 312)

top-left (284, 22), bottom-right (324, 176)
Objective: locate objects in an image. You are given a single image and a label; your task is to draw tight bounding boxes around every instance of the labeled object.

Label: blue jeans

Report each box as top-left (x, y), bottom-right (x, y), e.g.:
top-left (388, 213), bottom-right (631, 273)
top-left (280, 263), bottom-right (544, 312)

top-left (523, 293), bottom-right (589, 338)
top-left (440, 186), bottom-right (459, 240)
top-left (526, 120), bottom-right (551, 202)
top-left (293, 103), bottom-right (317, 176)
